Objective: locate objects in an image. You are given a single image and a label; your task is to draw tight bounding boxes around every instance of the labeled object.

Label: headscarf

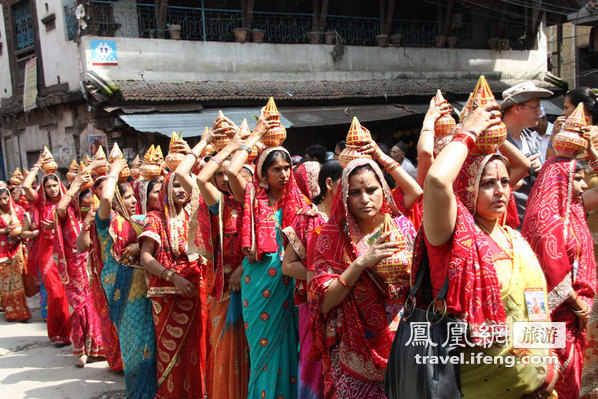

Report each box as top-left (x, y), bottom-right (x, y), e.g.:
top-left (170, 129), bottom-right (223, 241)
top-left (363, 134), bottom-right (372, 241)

top-left (522, 157), bottom-right (596, 311)
top-left (294, 161), bottom-right (321, 200)
top-left (0, 186), bottom-right (26, 258)
top-left (108, 181), bottom-right (144, 264)
top-left (35, 173), bottom-right (66, 239)
top-left (133, 179), bottom-right (155, 215)
top-left (309, 158), bottom-right (414, 381)
top-left (240, 147), bottom-right (306, 261)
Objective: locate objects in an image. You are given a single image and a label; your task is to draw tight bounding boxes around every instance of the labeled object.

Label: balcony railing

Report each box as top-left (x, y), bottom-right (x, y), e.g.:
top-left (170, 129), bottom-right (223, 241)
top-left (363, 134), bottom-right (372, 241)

top-left (67, 0), bottom-right (503, 49)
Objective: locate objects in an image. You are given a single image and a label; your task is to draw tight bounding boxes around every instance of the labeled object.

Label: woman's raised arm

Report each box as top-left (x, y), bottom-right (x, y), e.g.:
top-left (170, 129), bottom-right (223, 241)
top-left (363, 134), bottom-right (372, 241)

top-left (424, 104), bottom-right (501, 246)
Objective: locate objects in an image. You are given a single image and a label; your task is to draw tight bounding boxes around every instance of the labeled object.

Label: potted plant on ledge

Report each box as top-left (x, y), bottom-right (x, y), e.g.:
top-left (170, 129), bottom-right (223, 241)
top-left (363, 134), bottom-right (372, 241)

top-left (376, 0), bottom-right (396, 47)
top-left (234, 0), bottom-right (255, 42)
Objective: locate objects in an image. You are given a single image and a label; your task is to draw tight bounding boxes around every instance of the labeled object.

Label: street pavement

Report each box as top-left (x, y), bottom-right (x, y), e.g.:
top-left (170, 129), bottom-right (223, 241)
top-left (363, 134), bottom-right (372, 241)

top-left (0, 296), bottom-right (125, 399)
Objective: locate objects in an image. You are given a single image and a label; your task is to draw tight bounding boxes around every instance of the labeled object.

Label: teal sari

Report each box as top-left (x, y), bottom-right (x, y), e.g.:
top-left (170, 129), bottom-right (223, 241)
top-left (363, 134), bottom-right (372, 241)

top-left (241, 208), bottom-right (299, 399)
top-left (96, 213), bottom-right (157, 399)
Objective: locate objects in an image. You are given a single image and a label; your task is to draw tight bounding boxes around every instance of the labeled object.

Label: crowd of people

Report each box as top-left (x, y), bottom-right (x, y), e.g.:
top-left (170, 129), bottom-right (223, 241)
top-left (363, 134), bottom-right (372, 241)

top-left (0, 79), bottom-right (597, 399)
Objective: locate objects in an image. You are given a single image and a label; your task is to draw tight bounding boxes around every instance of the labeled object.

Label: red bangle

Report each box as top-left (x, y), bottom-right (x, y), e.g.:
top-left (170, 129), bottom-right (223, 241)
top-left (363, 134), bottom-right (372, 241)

top-left (451, 130), bottom-right (476, 152)
top-left (337, 276), bottom-right (353, 290)
top-left (82, 224), bottom-right (91, 232)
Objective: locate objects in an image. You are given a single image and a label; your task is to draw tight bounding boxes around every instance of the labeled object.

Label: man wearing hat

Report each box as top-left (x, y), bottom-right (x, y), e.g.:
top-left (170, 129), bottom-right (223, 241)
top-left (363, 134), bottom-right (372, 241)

top-left (501, 81), bottom-right (553, 226)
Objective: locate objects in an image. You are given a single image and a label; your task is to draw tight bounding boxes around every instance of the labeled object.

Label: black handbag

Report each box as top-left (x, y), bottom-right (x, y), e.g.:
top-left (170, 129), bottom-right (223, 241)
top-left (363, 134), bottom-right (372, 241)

top-left (384, 245), bottom-right (462, 399)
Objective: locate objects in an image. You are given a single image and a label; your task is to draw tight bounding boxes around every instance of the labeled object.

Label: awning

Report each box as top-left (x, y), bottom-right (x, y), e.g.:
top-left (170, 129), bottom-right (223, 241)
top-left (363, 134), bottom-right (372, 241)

top-left (119, 107), bottom-right (292, 138)
top-left (278, 104), bottom-right (415, 127)
top-left (118, 104), bottom-right (417, 137)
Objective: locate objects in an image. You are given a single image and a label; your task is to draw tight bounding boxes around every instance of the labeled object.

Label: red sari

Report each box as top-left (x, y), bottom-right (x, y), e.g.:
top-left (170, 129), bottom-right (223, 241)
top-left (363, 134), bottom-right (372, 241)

top-left (140, 173), bottom-right (208, 399)
top-left (0, 196), bottom-right (31, 322)
top-left (29, 175), bottom-right (70, 343)
top-left (309, 159), bottom-right (416, 398)
top-left (54, 201), bottom-right (104, 358)
top-left (522, 157), bottom-right (597, 399)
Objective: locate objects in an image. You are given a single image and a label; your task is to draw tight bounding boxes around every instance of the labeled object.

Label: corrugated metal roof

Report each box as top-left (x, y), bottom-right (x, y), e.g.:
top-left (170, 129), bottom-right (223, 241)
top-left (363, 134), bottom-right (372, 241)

top-left (119, 104), bottom-right (417, 136)
top-left (119, 107), bottom-right (291, 138)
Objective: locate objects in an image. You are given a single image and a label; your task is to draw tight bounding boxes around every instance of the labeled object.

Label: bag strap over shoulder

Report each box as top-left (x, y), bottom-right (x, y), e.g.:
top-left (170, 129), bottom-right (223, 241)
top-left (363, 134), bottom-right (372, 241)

top-left (409, 239), bottom-right (449, 300)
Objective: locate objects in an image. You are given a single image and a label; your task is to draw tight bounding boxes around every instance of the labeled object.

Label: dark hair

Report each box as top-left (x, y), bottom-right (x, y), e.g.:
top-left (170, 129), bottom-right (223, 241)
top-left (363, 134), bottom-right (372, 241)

top-left (0, 187), bottom-right (9, 196)
top-left (261, 150), bottom-right (292, 179)
top-left (93, 177), bottom-right (106, 189)
top-left (78, 188), bottom-right (92, 203)
top-left (576, 159), bottom-right (589, 173)
top-left (8, 185), bottom-right (19, 193)
top-left (312, 160), bottom-right (343, 204)
top-left (117, 182), bottom-right (131, 197)
top-left (146, 180), bottom-right (159, 197)
top-left (482, 155), bottom-right (512, 177)
top-left (42, 174), bottom-right (59, 185)
top-left (566, 87), bottom-right (598, 124)
top-left (348, 164), bottom-right (383, 186)
top-left (377, 143), bottom-right (391, 156)
top-left (305, 144), bottom-right (327, 164)
top-left (335, 141), bottom-right (346, 152)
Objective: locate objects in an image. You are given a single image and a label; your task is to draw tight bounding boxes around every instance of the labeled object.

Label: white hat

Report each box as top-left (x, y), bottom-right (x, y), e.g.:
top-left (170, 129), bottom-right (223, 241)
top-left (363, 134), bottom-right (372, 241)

top-left (500, 81), bottom-right (553, 112)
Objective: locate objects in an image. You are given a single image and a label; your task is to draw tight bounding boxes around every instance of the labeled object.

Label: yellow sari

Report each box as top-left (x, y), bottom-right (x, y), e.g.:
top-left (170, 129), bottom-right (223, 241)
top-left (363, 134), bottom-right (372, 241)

top-left (460, 227), bottom-right (554, 398)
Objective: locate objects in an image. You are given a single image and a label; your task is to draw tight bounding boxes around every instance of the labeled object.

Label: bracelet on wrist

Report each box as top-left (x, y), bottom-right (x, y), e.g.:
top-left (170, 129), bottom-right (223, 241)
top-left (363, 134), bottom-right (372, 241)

top-left (210, 157), bottom-right (223, 167)
top-left (239, 145), bottom-right (252, 154)
top-left (82, 224), bottom-right (91, 232)
top-left (337, 275), bottom-right (353, 290)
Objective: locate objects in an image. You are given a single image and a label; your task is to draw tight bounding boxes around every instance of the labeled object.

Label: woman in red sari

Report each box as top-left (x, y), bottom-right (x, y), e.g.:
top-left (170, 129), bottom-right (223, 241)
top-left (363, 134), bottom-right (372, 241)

top-left (422, 103), bottom-right (558, 398)
top-left (522, 142), bottom-right (598, 399)
top-left (308, 157), bottom-right (417, 398)
top-left (174, 126), bottom-right (250, 399)
top-left (55, 172), bottom-right (105, 367)
top-left (140, 172), bottom-right (208, 399)
top-left (283, 160), bottom-right (342, 399)
top-left (23, 156), bottom-right (70, 345)
top-left (0, 186), bottom-right (31, 322)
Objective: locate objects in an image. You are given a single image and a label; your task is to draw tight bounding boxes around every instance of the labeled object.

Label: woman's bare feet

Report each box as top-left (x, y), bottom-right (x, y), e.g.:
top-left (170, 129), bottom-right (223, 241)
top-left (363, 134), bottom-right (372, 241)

top-left (75, 354), bottom-right (88, 368)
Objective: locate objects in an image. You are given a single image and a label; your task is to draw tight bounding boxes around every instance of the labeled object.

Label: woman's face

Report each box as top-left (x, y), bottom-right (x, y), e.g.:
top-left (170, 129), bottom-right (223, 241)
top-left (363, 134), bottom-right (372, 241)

top-left (94, 180), bottom-right (106, 198)
top-left (10, 188), bottom-right (21, 202)
top-left (79, 193), bottom-right (93, 209)
top-left (240, 168), bottom-right (253, 183)
top-left (573, 169), bottom-right (588, 201)
top-left (475, 160), bottom-right (510, 221)
top-left (347, 168), bottom-right (384, 223)
top-left (171, 178), bottom-right (188, 207)
top-left (564, 96), bottom-right (576, 118)
top-left (0, 192), bottom-right (10, 210)
top-left (44, 178), bottom-right (61, 200)
top-left (147, 182), bottom-right (162, 211)
top-left (265, 156), bottom-right (291, 191)
top-left (213, 161), bottom-right (230, 193)
top-left (121, 186), bottom-right (137, 216)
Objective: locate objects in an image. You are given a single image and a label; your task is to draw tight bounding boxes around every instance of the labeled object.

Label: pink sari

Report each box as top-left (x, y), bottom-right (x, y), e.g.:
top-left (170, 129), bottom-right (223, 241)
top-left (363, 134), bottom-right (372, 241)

top-left (54, 199), bottom-right (104, 358)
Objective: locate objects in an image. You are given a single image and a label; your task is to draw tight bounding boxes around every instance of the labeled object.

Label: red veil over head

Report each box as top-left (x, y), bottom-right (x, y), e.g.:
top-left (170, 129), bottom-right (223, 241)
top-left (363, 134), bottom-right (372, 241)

top-left (522, 157), bottom-right (596, 311)
top-left (240, 147), bottom-right (306, 261)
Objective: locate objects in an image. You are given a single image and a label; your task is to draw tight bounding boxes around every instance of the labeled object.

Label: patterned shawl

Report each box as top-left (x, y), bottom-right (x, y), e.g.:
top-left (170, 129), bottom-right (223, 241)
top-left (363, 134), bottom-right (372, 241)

top-left (294, 161), bottom-right (321, 200)
top-left (522, 157), bottom-right (597, 312)
top-left (240, 147), bottom-right (307, 261)
top-left (309, 158), bottom-right (415, 382)
top-left (414, 154), bottom-right (511, 345)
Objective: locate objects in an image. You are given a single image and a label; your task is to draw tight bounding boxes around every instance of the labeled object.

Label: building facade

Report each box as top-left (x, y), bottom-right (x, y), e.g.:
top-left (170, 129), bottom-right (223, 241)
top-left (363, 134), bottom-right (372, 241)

top-left (0, 0), bottom-right (568, 179)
